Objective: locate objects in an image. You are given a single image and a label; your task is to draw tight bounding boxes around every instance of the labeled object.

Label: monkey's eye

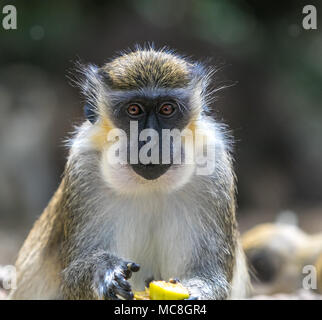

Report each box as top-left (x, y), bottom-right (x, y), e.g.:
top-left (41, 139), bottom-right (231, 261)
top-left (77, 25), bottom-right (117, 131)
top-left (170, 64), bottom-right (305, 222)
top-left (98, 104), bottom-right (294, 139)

top-left (159, 103), bottom-right (175, 116)
top-left (127, 104), bottom-right (143, 117)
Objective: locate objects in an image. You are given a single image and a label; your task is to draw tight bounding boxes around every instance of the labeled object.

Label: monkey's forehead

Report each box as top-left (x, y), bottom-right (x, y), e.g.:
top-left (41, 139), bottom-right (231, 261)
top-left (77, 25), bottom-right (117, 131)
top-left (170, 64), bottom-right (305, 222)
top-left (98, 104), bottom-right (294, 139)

top-left (102, 50), bottom-right (193, 90)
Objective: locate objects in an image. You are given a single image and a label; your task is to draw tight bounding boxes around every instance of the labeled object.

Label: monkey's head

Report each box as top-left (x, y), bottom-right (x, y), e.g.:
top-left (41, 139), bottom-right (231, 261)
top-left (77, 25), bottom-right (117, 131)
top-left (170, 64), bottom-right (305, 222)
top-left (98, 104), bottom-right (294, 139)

top-left (242, 223), bottom-right (322, 295)
top-left (75, 48), bottom-right (217, 196)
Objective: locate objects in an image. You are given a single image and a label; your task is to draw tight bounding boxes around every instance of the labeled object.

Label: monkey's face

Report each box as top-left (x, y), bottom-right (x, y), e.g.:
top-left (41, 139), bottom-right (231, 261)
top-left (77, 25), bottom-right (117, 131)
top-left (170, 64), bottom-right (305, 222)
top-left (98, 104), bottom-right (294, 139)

top-left (105, 87), bottom-right (192, 180)
top-left (79, 49), bottom-right (213, 195)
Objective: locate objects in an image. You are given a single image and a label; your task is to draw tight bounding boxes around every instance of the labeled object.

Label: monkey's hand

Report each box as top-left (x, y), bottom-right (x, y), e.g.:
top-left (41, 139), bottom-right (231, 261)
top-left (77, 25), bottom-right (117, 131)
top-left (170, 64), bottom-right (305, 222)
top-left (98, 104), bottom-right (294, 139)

top-left (62, 250), bottom-right (140, 300)
top-left (180, 276), bottom-right (229, 300)
top-left (95, 258), bottom-right (140, 300)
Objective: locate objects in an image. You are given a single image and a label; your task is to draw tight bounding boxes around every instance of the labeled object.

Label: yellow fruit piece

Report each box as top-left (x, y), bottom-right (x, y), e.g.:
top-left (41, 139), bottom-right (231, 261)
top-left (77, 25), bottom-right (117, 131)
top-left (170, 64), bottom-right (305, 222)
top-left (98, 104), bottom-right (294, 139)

top-left (134, 288), bottom-right (150, 300)
top-left (149, 281), bottom-right (189, 300)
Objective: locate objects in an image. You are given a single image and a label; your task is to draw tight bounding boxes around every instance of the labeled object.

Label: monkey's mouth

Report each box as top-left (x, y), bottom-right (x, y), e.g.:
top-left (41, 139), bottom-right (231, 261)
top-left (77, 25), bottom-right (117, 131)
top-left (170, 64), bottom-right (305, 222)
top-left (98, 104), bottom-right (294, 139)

top-left (131, 163), bottom-right (171, 180)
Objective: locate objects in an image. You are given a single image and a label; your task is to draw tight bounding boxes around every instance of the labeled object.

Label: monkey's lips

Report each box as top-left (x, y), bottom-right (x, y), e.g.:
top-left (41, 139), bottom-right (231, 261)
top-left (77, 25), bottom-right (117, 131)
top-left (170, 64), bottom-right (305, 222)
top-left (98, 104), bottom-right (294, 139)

top-left (131, 163), bottom-right (171, 180)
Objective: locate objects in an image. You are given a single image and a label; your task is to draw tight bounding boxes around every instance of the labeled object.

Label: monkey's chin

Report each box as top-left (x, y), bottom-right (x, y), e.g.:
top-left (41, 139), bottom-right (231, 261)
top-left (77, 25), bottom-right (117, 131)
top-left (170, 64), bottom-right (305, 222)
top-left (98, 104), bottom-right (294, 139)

top-left (100, 161), bottom-right (195, 197)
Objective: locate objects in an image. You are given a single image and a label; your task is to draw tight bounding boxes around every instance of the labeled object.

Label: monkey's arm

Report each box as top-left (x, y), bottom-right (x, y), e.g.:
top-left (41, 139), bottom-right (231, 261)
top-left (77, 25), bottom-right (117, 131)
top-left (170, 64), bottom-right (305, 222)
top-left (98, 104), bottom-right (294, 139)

top-left (180, 239), bottom-right (236, 300)
top-left (181, 274), bottom-right (230, 300)
top-left (61, 249), bottom-right (140, 300)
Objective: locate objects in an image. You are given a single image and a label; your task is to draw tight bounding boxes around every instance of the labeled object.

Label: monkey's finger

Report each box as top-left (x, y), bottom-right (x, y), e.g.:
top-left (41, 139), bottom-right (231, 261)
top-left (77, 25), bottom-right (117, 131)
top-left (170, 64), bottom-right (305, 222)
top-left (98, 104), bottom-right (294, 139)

top-left (122, 268), bottom-right (132, 279)
top-left (114, 286), bottom-right (134, 300)
top-left (169, 278), bottom-right (180, 284)
top-left (102, 287), bottom-right (120, 300)
top-left (115, 274), bottom-right (132, 292)
top-left (127, 262), bottom-right (140, 272)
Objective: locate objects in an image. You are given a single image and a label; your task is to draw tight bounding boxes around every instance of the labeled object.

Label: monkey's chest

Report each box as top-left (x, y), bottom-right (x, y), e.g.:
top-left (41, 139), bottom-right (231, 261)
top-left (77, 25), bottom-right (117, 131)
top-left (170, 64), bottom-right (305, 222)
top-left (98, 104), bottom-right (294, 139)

top-left (109, 208), bottom-right (194, 291)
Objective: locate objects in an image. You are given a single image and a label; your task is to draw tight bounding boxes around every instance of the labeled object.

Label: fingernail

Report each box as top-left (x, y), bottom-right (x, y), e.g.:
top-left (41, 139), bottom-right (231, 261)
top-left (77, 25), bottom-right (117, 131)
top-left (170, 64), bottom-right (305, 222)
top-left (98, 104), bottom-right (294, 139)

top-left (128, 262), bottom-right (140, 272)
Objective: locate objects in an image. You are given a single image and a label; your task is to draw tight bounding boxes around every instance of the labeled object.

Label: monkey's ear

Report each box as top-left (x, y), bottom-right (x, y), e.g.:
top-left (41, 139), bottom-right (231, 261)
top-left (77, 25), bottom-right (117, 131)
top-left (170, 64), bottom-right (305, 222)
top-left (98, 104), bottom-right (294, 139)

top-left (84, 103), bottom-right (98, 124)
top-left (73, 62), bottom-right (108, 117)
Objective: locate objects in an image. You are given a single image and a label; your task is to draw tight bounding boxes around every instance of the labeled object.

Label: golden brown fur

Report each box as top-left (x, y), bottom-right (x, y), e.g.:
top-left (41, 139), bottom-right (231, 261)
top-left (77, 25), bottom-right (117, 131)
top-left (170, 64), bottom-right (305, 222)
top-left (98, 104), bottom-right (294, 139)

top-left (243, 223), bottom-right (322, 295)
top-left (11, 183), bottom-right (65, 299)
top-left (103, 50), bottom-right (191, 90)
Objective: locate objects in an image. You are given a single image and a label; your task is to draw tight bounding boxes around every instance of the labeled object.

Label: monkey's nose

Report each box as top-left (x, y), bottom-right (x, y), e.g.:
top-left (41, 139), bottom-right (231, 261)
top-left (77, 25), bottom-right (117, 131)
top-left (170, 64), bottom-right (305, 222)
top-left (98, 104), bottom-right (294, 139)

top-left (131, 163), bottom-right (171, 180)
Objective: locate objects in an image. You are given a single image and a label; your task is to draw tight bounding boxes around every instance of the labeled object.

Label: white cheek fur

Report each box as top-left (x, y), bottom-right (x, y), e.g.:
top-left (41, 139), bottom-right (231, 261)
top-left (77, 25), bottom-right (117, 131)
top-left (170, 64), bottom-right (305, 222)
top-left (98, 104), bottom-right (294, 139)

top-left (100, 147), bottom-right (196, 196)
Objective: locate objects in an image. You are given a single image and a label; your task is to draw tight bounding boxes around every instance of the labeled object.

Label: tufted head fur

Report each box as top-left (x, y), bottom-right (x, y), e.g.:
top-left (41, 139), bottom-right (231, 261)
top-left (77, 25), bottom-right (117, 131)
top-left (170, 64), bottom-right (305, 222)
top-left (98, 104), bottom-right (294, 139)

top-left (75, 47), bottom-right (213, 120)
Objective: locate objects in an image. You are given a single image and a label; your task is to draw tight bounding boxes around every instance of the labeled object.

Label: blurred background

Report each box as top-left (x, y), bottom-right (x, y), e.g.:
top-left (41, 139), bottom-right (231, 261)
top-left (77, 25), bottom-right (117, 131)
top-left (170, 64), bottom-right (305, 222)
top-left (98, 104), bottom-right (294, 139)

top-left (0, 0), bottom-right (322, 296)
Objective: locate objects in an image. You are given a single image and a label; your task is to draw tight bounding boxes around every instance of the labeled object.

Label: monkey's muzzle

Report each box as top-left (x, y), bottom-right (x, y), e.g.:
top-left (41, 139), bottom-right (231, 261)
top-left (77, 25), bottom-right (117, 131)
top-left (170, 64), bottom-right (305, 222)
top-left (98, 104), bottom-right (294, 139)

top-left (131, 163), bottom-right (171, 180)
